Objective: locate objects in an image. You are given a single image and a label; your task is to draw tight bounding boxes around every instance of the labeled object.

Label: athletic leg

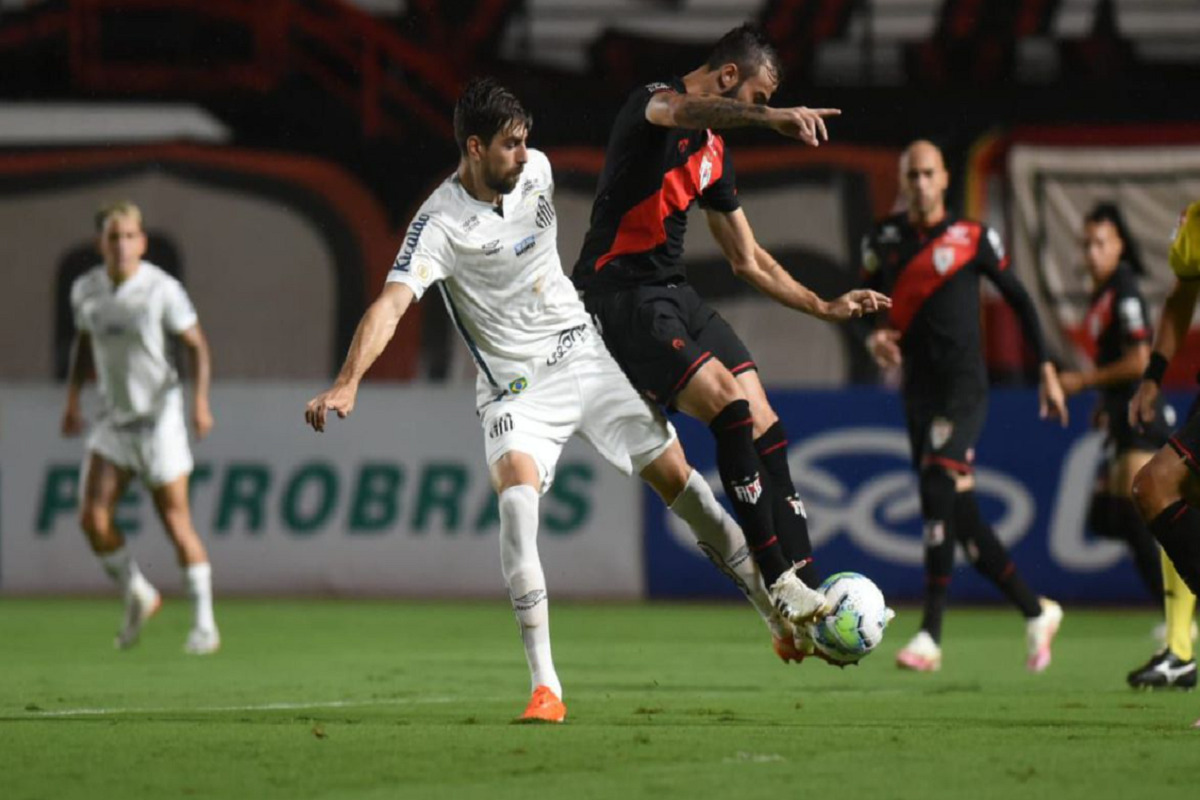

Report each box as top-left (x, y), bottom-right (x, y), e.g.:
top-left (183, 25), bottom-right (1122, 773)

top-left (150, 473), bottom-right (218, 654)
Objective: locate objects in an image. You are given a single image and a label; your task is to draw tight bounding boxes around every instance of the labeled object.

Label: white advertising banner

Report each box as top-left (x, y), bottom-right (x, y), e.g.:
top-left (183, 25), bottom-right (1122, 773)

top-left (0, 384), bottom-right (643, 597)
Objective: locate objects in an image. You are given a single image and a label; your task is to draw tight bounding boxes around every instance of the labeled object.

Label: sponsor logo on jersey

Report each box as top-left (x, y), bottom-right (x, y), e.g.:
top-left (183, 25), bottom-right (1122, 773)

top-left (416, 262), bottom-right (431, 281)
top-left (521, 178), bottom-right (536, 198)
top-left (508, 376), bottom-right (529, 394)
top-left (933, 247), bottom-right (956, 275)
top-left (392, 213), bottom-right (431, 272)
top-left (514, 235), bottom-right (536, 257)
top-left (535, 195), bottom-right (556, 229)
top-left (489, 413), bottom-right (514, 439)
top-left (462, 215), bottom-right (480, 233)
top-left (644, 82), bottom-right (673, 93)
top-left (481, 239), bottom-right (502, 256)
top-left (945, 224), bottom-right (971, 245)
top-left (546, 324), bottom-right (589, 367)
top-left (732, 474), bottom-right (764, 505)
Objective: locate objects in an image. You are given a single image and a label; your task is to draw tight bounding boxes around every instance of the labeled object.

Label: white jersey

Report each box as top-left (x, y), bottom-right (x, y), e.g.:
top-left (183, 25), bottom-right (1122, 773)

top-left (386, 148), bottom-right (591, 407)
top-left (70, 261), bottom-right (198, 425)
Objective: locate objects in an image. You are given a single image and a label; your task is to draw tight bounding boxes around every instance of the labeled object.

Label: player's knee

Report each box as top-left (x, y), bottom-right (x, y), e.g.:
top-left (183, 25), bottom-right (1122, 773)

top-left (78, 503), bottom-right (109, 538)
top-left (1131, 458), bottom-right (1176, 520)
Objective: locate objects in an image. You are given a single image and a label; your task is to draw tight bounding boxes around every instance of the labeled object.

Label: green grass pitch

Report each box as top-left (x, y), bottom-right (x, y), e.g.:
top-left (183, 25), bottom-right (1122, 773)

top-left (2, 599), bottom-right (1197, 799)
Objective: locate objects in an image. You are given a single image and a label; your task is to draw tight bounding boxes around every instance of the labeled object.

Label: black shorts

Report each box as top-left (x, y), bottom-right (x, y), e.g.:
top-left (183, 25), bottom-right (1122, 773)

top-left (585, 283), bottom-right (755, 404)
top-left (1168, 394), bottom-right (1200, 474)
top-left (904, 385), bottom-right (988, 474)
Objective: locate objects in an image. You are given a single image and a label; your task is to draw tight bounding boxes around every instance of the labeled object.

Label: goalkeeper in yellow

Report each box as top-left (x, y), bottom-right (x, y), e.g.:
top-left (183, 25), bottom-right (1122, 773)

top-left (1127, 201), bottom-right (1200, 690)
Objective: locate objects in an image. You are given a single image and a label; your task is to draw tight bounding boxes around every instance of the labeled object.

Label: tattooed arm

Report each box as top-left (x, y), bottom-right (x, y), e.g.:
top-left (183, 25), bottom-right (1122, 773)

top-left (645, 92), bottom-right (839, 145)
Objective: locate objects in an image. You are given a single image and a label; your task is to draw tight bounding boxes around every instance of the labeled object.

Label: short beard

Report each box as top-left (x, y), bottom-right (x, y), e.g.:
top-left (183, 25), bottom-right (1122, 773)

top-left (719, 81), bottom-right (744, 101)
top-left (485, 168), bottom-right (520, 196)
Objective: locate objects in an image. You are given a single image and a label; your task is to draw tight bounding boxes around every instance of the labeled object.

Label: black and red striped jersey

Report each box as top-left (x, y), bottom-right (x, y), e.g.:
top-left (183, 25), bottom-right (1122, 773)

top-left (572, 77), bottom-right (740, 295)
top-left (1081, 262), bottom-right (1151, 411)
top-left (861, 212), bottom-right (1048, 393)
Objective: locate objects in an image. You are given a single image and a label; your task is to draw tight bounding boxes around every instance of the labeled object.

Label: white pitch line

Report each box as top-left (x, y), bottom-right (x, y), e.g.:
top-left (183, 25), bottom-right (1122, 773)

top-left (22, 696), bottom-right (460, 718)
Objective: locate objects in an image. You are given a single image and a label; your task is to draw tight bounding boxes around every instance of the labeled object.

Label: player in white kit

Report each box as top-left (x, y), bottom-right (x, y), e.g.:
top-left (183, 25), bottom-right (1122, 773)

top-left (61, 202), bottom-right (220, 654)
top-left (305, 78), bottom-right (828, 723)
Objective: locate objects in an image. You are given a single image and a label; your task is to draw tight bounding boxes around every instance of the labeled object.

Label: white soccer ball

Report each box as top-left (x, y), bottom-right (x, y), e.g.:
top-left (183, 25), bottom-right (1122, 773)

top-left (808, 572), bottom-right (895, 664)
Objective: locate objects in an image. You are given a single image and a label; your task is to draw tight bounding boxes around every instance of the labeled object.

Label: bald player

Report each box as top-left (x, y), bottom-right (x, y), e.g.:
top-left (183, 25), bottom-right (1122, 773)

top-left (1127, 200), bottom-right (1200, 692)
top-left (859, 140), bottom-right (1067, 673)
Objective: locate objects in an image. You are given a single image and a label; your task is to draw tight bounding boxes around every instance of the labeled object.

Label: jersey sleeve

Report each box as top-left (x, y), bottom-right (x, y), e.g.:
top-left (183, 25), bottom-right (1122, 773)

top-left (976, 225), bottom-right (1049, 364)
top-left (386, 211), bottom-right (455, 300)
top-left (69, 276), bottom-right (90, 333)
top-left (698, 138), bottom-right (739, 213)
top-left (1168, 201), bottom-right (1200, 280)
top-left (1114, 271), bottom-right (1151, 345)
top-left (162, 277), bottom-right (199, 334)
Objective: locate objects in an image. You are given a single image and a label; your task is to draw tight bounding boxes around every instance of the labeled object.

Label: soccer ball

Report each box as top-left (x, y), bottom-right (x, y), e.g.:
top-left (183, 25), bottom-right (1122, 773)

top-left (807, 572), bottom-right (894, 664)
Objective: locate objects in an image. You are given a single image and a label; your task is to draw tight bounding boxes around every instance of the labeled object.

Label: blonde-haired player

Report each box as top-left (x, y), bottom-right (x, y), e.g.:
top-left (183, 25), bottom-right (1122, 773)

top-left (62, 202), bottom-right (220, 654)
top-left (1127, 201), bottom-right (1200, 690)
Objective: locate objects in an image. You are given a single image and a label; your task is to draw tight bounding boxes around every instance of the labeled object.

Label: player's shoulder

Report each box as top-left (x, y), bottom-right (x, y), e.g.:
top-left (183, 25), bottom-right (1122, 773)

top-left (524, 148), bottom-right (553, 181)
top-left (866, 213), bottom-right (907, 246)
top-left (1169, 201), bottom-right (1200, 278)
top-left (70, 265), bottom-right (107, 299)
top-left (410, 176), bottom-right (471, 234)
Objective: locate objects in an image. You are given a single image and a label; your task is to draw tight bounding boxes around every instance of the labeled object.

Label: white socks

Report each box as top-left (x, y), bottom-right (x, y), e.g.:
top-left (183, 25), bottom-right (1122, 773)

top-left (100, 546), bottom-right (155, 600)
top-left (499, 484), bottom-right (561, 699)
top-left (186, 562), bottom-right (216, 633)
top-left (669, 470), bottom-right (781, 633)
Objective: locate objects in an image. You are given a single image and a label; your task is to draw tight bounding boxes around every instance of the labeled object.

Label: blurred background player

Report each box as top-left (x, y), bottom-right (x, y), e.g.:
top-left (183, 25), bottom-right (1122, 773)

top-left (573, 24), bottom-right (889, 623)
top-left (1127, 200), bottom-right (1200, 691)
top-left (860, 140), bottom-right (1066, 673)
top-left (305, 78), bottom-right (813, 724)
top-left (61, 201), bottom-right (219, 654)
top-left (1057, 204), bottom-right (1171, 609)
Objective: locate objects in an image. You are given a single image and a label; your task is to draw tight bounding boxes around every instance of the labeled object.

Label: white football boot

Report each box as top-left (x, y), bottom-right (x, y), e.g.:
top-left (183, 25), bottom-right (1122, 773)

top-left (768, 570), bottom-right (829, 625)
top-left (184, 626), bottom-right (221, 655)
top-left (1025, 598), bottom-right (1063, 673)
top-left (896, 630), bottom-right (942, 672)
top-left (114, 585), bottom-right (162, 650)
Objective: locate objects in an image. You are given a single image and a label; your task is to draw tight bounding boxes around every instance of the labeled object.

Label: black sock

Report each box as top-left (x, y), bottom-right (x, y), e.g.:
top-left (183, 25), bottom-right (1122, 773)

top-left (1112, 497), bottom-right (1165, 603)
top-left (755, 421), bottom-right (820, 586)
top-left (919, 467), bottom-right (957, 643)
top-left (954, 490), bottom-right (1042, 618)
top-left (1147, 500), bottom-right (1200, 596)
top-left (710, 400), bottom-right (789, 585)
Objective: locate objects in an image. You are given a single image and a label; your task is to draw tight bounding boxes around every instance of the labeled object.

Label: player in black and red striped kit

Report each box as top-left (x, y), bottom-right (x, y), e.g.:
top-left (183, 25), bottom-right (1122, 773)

top-left (573, 25), bottom-right (890, 655)
top-left (860, 140), bottom-right (1068, 673)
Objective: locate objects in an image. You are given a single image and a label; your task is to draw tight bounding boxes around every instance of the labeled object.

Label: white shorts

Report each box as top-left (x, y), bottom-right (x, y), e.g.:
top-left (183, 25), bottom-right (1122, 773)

top-left (479, 339), bottom-right (676, 492)
top-left (86, 390), bottom-right (194, 487)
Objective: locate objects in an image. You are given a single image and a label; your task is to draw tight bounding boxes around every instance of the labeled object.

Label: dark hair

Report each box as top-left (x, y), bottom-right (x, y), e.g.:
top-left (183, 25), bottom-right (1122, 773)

top-left (705, 23), bottom-right (781, 84)
top-left (1084, 201), bottom-right (1145, 275)
top-left (453, 77), bottom-right (532, 155)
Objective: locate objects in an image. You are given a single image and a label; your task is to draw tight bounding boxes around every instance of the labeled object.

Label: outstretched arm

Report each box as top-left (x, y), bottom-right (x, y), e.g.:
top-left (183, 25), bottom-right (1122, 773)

top-left (705, 208), bottom-right (889, 321)
top-left (178, 324), bottom-right (214, 439)
top-left (305, 282), bottom-right (415, 432)
top-left (645, 92), bottom-right (839, 146)
top-left (61, 332), bottom-right (93, 437)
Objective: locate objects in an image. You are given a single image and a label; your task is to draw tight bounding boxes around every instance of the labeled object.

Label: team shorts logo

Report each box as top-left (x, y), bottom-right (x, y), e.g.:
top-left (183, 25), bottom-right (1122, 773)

top-left (508, 376), bottom-right (529, 394)
top-left (698, 155), bottom-right (713, 192)
top-left (489, 413), bottom-right (514, 439)
top-left (924, 521), bottom-right (946, 547)
top-left (392, 213), bottom-right (430, 272)
top-left (786, 494), bottom-right (807, 518)
top-left (930, 417), bottom-right (954, 450)
top-left (546, 324), bottom-right (588, 367)
top-left (933, 247), bottom-right (956, 275)
top-left (535, 195), bottom-right (555, 229)
top-left (732, 474), bottom-right (764, 505)
top-left (514, 235), bottom-right (536, 257)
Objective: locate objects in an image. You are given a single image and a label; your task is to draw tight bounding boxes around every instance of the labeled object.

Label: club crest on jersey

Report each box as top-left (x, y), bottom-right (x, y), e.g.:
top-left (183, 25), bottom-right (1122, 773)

top-left (933, 247), bottom-right (956, 275)
top-left (535, 195), bottom-right (555, 229)
top-left (514, 235), bottom-right (536, 257)
top-left (508, 376), bottom-right (529, 394)
top-left (698, 155), bottom-right (713, 192)
top-left (392, 213), bottom-right (430, 272)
